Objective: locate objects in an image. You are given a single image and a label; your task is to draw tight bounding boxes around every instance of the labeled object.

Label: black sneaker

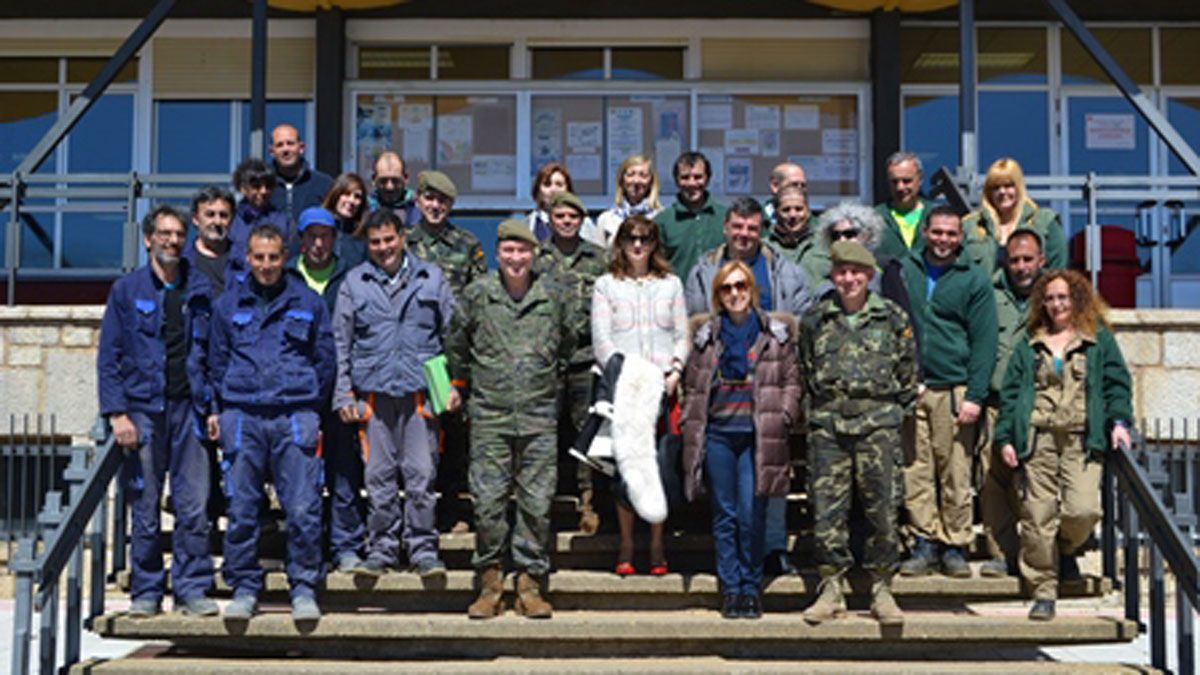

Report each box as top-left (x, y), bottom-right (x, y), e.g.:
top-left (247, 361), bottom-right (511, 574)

top-left (738, 593), bottom-right (763, 619)
top-left (1029, 599), bottom-right (1056, 621)
top-left (720, 594), bottom-right (740, 619)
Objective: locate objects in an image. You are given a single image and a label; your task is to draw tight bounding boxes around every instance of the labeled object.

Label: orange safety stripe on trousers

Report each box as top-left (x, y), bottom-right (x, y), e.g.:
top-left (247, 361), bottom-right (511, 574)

top-left (358, 392), bottom-right (375, 465)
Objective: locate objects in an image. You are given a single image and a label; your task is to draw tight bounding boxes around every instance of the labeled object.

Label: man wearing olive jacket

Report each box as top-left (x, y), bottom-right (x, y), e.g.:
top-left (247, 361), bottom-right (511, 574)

top-left (897, 205), bottom-right (998, 578)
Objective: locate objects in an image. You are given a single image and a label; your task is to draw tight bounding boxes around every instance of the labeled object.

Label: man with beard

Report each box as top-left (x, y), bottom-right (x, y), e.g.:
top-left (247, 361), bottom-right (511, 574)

top-left (368, 151), bottom-right (420, 226)
top-left (97, 205), bottom-right (217, 617)
top-left (268, 124), bottom-right (334, 222)
top-left (978, 229), bottom-right (1046, 578)
top-left (184, 185), bottom-right (243, 294)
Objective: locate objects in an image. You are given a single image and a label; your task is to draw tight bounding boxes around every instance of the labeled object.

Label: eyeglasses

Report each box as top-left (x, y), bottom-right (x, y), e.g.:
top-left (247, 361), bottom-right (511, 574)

top-left (201, 209), bottom-right (231, 219)
top-left (623, 235), bottom-right (654, 247)
top-left (831, 228), bottom-right (860, 241)
top-left (719, 280), bottom-right (749, 295)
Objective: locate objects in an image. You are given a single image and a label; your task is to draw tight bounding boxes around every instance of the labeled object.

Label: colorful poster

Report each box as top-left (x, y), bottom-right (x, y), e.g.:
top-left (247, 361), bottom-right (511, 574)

top-left (355, 98), bottom-right (393, 176)
top-left (784, 105), bottom-right (820, 130)
top-left (1085, 113), bottom-right (1136, 150)
top-left (699, 103), bottom-right (733, 130)
top-left (821, 129), bottom-right (858, 155)
top-left (760, 130), bottom-right (781, 157)
top-left (724, 129), bottom-right (759, 156)
top-left (396, 103), bottom-right (433, 130)
top-left (745, 105), bottom-right (781, 130)
top-left (654, 138), bottom-right (681, 182)
top-left (607, 106), bottom-right (644, 182)
top-left (725, 157), bottom-right (753, 195)
top-left (567, 121), bottom-right (601, 152)
top-left (701, 147), bottom-right (724, 193)
top-left (436, 114), bottom-right (473, 165)
top-left (471, 154), bottom-right (516, 191)
top-left (532, 108), bottom-right (563, 172)
top-left (403, 129), bottom-right (430, 164)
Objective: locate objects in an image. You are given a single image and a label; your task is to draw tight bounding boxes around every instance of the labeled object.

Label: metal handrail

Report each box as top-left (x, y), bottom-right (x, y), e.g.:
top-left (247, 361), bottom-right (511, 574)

top-left (8, 418), bottom-right (121, 675)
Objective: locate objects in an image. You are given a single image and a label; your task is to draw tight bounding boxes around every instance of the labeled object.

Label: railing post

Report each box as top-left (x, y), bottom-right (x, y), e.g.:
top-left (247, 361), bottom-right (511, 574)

top-left (1149, 543), bottom-right (1166, 671)
top-left (36, 491), bottom-right (63, 675)
top-left (1102, 458), bottom-right (1117, 583)
top-left (5, 171), bottom-right (22, 306)
top-left (11, 537), bottom-right (36, 675)
top-left (1177, 583), bottom-right (1195, 675)
top-left (63, 448), bottom-right (90, 668)
top-left (111, 473), bottom-right (127, 579)
top-left (88, 416), bottom-right (110, 624)
top-left (1123, 492), bottom-right (1140, 627)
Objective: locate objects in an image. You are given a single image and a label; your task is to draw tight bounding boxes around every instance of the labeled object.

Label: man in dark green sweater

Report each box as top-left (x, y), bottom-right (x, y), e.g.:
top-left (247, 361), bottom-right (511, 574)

top-left (874, 152), bottom-right (935, 260)
top-left (897, 205), bottom-right (998, 578)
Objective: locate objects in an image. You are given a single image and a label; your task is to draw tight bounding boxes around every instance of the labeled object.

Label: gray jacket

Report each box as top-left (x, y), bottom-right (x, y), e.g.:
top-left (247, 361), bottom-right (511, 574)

top-left (684, 243), bottom-right (812, 317)
top-left (332, 253), bottom-right (455, 409)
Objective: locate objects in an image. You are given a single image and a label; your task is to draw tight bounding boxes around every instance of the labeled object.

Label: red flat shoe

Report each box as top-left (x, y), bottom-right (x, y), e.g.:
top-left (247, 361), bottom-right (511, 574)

top-left (649, 562), bottom-right (669, 576)
top-left (615, 562), bottom-right (636, 576)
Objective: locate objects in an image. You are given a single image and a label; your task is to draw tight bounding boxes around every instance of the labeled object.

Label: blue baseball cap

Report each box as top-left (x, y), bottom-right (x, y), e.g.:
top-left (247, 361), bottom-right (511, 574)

top-left (297, 207), bottom-right (336, 233)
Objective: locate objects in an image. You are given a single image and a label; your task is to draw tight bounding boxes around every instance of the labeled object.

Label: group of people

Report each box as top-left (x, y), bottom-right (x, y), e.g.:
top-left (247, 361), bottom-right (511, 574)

top-left (97, 122), bottom-right (1133, 627)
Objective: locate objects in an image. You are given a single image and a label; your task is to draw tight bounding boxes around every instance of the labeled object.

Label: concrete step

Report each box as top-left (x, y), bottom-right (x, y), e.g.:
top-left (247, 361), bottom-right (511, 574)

top-left (118, 568), bottom-right (1111, 612)
top-left (90, 610), bottom-right (1140, 660)
top-left (69, 655), bottom-right (1158, 674)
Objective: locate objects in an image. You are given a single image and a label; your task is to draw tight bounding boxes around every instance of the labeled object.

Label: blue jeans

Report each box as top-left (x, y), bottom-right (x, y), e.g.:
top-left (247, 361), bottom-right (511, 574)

top-left (323, 409), bottom-right (366, 563)
top-left (704, 430), bottom-right (765, 595)
top-left (125, 399), bottom-right (213, 603)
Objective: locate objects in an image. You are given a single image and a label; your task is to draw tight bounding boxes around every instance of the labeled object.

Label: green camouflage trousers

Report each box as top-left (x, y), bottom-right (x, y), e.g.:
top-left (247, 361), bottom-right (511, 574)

top-left (470, 429), bottom-right (557, 575)
top-left (810, 424), bottom-right (900, 576)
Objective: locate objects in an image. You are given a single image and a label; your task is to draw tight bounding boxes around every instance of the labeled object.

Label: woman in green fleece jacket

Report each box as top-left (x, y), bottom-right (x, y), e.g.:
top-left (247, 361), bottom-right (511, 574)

top-left (964, 158), bottom-right (1067, 277)
top-left (993, 269), bottom-right (1132, 622)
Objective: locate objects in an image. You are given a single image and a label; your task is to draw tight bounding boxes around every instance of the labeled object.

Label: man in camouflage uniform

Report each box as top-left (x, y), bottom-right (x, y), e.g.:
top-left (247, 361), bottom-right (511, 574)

top-left (532, 191), bottom-right (608, 534)
top-left (447, 219), bottom-right (575, 620)
top-left (799, 241), bottom-right (918, 626)
top-left (405, 170), bottom-right (487, 533)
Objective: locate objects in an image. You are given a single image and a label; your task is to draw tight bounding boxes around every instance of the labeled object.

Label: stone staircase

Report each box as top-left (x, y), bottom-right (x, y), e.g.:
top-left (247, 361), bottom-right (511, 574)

top-left (75, 492), bottom-right (1150, 673)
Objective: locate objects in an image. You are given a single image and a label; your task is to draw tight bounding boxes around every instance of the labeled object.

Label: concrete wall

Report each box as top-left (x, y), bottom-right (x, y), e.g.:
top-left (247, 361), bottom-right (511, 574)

top-left (1, 306), bottom-right (1197, 443)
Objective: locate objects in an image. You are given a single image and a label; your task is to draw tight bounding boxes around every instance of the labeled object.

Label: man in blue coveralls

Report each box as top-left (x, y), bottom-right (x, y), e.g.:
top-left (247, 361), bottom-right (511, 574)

top-left (97, 205), bottom-right (217, 617)
top-left (208, 223), bottom-right (335, 620)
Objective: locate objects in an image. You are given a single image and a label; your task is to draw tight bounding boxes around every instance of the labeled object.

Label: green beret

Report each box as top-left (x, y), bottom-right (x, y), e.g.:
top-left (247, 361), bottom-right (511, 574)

top-left (830, 240), bottom-right (876, 270)
top-left (417, 170), bottom-right (458, 200)
top-left (496, 218), bottom-right (537, 246)
top-left (548, 191), bottom-right (586, 215)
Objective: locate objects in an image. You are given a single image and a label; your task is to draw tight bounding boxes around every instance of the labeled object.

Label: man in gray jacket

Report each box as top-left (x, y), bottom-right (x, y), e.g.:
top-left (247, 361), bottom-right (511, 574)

top-left (683, 196), bottom-right (811, 576)
top-left (332, 208), bottom-right (456, 578)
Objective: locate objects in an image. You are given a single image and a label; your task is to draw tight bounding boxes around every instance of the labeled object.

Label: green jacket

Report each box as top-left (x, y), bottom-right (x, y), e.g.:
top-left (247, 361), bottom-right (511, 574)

top-left (800, 292), bottom-right (919, 435)
top-left (963, 202), bottom-right (1066, 278)
top-left (874, 196), bottom-right (934, 261)
top-left (994, 326), bottom-right (1133, 460)
top-left (990, 269), bottom-right (1034, 395)
top-left (445, 272), bottom-right (575, 435)
top-left (768, 231), bottom-right (827, 289)
top-left (533, 239), bottom-right (608, 368)
top-left (900, 241), bottom-right (998, 404)
top-left (655, 193), bottom-right (727, 283)
top-left (406, 221), bottom-right (487, 300)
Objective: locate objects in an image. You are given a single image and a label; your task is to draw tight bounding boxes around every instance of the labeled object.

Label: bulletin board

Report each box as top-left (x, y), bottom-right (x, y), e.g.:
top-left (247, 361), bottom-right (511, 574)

top-left (529, 94), bottom-right (690, 198)
top-left (355, 93), bottom-right (517, 195)
top-left (696, 94), bottom-right (860, 198)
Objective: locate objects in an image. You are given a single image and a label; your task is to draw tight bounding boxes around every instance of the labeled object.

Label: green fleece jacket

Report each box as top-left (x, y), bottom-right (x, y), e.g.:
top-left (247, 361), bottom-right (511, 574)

top-left (900, 241), bottom-right (998, 404)
top-left (874, 196), bottom-right (934, 261)
top-left (993, 326), bottom-right (1133, 460)
top-left (963, 202), bottom-right (1066, 278)
top-left (990, 269), bottom-right (1034, 395)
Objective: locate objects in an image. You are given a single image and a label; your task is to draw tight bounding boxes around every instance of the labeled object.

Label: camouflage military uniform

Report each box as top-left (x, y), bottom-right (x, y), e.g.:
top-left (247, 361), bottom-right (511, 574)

top-left (445, 271), bottom-right (575, 575)
top-left (533, 240), bottom-right (608, 496)
top-left (406, 220), bottom-right (487, 527)
top-left (800, 292), bottom-right (918, 576)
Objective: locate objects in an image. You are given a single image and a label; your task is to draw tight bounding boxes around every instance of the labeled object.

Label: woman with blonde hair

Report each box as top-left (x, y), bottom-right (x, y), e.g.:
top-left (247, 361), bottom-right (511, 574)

top-left (680, 260), bottom-right (801, 618)
top-left (994, 269), bottom-right (1132, 621)
top-left (597, 154), bottom-right (662, 248)
top-left (964, 158), bottom-right (1066, 276)
top-left (591, 215), bottom-right (688, 577)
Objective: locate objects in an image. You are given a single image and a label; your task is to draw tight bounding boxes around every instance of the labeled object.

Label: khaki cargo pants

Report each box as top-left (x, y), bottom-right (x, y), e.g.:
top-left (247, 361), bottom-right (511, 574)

top-left (904, 386), bottom-right (975, 547)
top-left (979, 403), bottom-right (1021, 564)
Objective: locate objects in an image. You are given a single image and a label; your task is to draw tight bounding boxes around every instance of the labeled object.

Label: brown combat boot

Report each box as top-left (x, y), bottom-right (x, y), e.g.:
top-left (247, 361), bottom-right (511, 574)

top-left (514, 571), bottom-right (553, 619)
top-left (578, 489), bottom-right (600, 535)
top-left (870, 575), bottom-right (905, 626)
top-left (802, 570), bottom-right (846, 624)
top-left (467, 565), bottom-right (504, 619)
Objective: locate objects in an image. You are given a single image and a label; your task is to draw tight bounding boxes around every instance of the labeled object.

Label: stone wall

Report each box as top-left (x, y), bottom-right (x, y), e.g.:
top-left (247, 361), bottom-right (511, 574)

top-left (1, 305), bottom-right (1198, 444)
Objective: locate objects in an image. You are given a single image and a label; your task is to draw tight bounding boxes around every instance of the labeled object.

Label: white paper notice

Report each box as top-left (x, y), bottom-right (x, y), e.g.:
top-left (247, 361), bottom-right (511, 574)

top-left (607, 106), bottom-right (644, 181)
top-left (1085, 113), bottom-right (1136, 150)
top-left (821, 156), bottom-right (858, 182)
top-left (822, 129), bottom-right (857, 155)
top-left (701, 147), bottom-right (724, 193)
top-left (724, 129), bottom-right (759, 156)
top-left (745, 105), bottom-right (781, 130)
top-left (792, 155), bottom-right (824, 180)
top-left (699, 103), bottom-right (734, 130)
top-left (725, 157), bottom-right (753, 195)
top-left (437, 115), bottom-right (473, 164)
top-left (396, 104), bottom-right (433, 130)
top-left (784, 105), bottom-right (820, 130)
top-left (532, 109), bottom-right (563, 170)
top-left (567, 121), bottom-right (602, 152)
top-left (403, 129), bottom-right (430, 164)
top-left (760, 130), bottom-right (781, 157)
top-left (471, 155), bottom-right (516, 192)
top-left (566, 153), bottom-right (602, 181)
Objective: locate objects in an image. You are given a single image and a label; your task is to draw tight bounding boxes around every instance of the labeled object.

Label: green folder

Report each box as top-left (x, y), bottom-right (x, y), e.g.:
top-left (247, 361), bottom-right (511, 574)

top-left (423, 353), bottom-right (452, 415)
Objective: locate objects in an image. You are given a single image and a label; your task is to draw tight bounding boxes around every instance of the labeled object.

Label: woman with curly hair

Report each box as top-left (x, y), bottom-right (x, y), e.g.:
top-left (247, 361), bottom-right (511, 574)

top-left (994, 269), bottom-right (1133, 621)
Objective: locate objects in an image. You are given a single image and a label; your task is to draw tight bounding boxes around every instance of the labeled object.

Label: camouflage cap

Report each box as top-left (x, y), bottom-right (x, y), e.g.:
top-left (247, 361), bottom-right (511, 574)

top-left (548, 191), bottom-right (586, 215)
top-left (496, 218), bottom-right (537, 246)
top-left (417, 170), bottom-right (458, 200)
top-left (830, 240), bottom-right (876, 270)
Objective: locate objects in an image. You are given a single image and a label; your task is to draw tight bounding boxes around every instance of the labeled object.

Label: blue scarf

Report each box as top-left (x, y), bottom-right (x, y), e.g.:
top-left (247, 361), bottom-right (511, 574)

top-left (718, 313), bottom-right (760, 380)
top-left (612, 198), bottom-right (656, 222)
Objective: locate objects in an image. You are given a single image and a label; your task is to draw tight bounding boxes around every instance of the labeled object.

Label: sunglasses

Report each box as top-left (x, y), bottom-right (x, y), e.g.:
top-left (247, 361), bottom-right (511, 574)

top-left (623, 234), bottom-right (654, 247)
top-left (831, 228), bottom-right (860, 241)
top-left (719, 280), bottom-right (749, 295)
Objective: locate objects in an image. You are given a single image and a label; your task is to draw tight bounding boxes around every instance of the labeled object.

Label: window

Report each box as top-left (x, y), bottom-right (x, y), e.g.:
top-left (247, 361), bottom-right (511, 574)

top-left (357, 45), bottom-right (510, 80)
top-left (152, 99), bottom-right (310, 174)
top-left (1161, 29), bottom-right (1200, 86)
top-left (1061, 28), bottom-right (1151, 86)
top-left (531, 47), bottom-right (685, 81)
top-left (901, 27), bottom-right (1048, 85)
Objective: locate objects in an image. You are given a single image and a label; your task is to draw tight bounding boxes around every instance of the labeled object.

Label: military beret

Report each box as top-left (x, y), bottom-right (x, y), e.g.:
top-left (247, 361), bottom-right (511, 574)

top-left (496, 218), bottom-right (538, 246)
top-left (548, 191), bottom-right (586, 215)
top-left (830, 240), bottom-right (876, 270)
top-left (417, 170), bottom-right (458, 200)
